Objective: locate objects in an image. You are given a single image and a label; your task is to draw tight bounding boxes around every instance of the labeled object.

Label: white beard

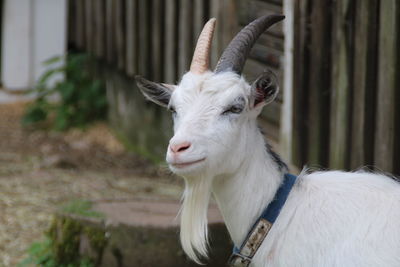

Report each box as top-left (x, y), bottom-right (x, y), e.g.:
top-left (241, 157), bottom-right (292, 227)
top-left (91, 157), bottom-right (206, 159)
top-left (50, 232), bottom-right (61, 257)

top-left (179, 176), bottom-right (212, 264)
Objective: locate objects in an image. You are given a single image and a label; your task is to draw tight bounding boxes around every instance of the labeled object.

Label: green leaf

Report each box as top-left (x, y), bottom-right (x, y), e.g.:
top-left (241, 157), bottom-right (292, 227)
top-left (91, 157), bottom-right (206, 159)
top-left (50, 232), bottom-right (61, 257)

top-left (43, 55), bottom-right (62, 65)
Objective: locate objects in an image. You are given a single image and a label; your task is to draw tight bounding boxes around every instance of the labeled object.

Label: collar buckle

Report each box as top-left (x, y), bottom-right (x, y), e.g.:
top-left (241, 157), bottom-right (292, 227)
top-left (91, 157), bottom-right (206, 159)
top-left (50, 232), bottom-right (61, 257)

top-left (228, 252), bottom-right (252, 267)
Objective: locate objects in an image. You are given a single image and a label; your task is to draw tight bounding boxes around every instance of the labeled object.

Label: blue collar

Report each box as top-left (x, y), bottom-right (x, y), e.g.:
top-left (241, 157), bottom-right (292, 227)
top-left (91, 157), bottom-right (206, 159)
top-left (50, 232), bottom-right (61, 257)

top-left (229, 173), bottom-right (297, 267)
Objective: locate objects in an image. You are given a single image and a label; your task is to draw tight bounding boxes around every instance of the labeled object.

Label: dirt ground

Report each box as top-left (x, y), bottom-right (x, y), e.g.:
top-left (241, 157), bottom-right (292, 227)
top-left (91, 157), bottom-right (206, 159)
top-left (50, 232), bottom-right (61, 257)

top-left (0, 102), bottom-right (182, 266)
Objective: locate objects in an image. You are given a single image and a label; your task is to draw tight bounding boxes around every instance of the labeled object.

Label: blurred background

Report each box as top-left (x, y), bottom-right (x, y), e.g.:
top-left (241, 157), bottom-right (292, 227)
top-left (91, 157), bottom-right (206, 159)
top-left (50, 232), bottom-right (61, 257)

top-left (0, 0), bottom-right (399, 266)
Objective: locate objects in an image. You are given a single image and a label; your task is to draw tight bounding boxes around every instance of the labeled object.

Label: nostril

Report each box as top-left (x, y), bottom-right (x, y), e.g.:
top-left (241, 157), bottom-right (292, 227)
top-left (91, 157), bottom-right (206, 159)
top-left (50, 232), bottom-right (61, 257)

top-left (177, 143), bottom-right (190, 152)
top-left (170, 142), bottom-right (191, 153)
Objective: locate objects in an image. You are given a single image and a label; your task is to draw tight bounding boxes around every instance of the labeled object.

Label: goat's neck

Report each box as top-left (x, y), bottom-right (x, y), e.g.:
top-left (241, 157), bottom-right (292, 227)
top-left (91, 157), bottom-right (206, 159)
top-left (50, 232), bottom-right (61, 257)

top-left (212, 127), bottom-right (283, 246)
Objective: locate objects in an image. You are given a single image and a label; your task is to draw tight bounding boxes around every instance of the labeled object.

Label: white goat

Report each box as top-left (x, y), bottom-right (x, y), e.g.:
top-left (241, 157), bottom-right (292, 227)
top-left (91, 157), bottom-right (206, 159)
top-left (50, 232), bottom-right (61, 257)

top-left (136, 15), bottom-right (400, 267)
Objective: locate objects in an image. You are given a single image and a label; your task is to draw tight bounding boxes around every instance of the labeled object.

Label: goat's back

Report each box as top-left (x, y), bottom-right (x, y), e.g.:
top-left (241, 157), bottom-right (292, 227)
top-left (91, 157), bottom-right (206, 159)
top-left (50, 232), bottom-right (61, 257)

top-left (254, 170), bottom-right (400, 267)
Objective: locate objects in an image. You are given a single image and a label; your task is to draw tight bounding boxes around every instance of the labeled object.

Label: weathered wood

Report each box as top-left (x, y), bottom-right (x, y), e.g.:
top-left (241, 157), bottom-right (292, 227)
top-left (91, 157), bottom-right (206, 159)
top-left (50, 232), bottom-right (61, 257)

top-left (94, 0), bottom-right (106, 58)
top-left (150, 0), bottom-right (163, 81)
top-left (220, 0), bottom-right (238, 49)
top-left (280, 0), bottom-right (295, 161)
top-left (138, 0), bottom-right (150, 77)
top-left (84, 0), bottom-right (94, 53)
top-left (249, 43), bottom-right (282, 69)
top-left (164, 0), bottom-right (178, 83)
top-left (245, 1), bottom-right (283, 37)
top-left (374, 0), bottom-right (399, 172)
top-left (75, 0), bottom-right (85, 49)
top-left (105, 0), bottom-right (116, 63)
top-left (350, 0), bottom-right (378, 169)
top-left (178, 0), bottom-right (193, 76)
top-left (67, 0), bottom-right (76, 46)
top-left (329, 0), bottom-right (354, 169)
top-left (288, 0), bottom-right (309, 167)
top-left (125, 0), bottom-right (137, 76)
top-left (306, 0), bottom-right (332, 167)
top-left (210, 0), bottom-right (222, 67)
top-left (257, 32), bottom-right (284, 52)
top-left (193, 0), bottom-right (205, 43)
top-left (115, 0), bottom-right (125, 70)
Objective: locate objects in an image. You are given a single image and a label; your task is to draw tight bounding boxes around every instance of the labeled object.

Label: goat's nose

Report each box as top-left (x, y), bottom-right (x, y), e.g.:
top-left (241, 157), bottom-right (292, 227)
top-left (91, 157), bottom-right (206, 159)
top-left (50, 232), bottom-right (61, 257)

top-left (170, 142), bottom-right (191, 153)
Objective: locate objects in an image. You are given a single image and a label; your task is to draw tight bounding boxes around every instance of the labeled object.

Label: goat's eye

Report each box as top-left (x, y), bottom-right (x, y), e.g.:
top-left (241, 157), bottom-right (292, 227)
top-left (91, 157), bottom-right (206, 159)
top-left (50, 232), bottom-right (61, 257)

top-left (222, 105), bottom-right (243, 115)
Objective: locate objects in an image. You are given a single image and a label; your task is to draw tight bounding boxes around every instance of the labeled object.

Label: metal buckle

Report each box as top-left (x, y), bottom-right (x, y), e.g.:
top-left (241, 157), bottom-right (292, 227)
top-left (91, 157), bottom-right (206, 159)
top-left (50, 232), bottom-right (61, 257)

top-left (228, 252), bottom-right (252, 267)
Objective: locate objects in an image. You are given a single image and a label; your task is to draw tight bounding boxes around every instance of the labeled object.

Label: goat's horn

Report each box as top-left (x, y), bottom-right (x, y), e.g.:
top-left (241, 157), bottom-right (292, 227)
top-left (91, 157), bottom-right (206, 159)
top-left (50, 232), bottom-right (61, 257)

top-left (190, 18), bottom-right (216, 74)
top-left (214, 15), bottom-right (284, 74)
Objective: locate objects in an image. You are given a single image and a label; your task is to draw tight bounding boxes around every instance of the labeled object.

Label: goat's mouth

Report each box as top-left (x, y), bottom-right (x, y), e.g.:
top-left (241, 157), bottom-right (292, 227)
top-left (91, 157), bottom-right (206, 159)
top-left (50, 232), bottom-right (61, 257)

top-left (170, 158), bottom-right (206, 169)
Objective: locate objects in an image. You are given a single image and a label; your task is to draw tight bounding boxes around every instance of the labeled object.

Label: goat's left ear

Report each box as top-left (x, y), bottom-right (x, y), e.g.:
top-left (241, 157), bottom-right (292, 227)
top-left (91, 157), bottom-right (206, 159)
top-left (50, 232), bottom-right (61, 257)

top-left (135, 75), bottom-right (175, 108)
top-left (251, 70), bottom-right (279, 108)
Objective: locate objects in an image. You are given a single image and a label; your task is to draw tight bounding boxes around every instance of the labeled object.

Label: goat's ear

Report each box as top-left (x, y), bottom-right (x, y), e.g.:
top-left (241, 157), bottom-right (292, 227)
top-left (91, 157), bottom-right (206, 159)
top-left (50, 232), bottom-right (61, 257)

top-left (251, 70), bottom-right (279, 108)
top-left (135, 76), bottom-right (175, 108)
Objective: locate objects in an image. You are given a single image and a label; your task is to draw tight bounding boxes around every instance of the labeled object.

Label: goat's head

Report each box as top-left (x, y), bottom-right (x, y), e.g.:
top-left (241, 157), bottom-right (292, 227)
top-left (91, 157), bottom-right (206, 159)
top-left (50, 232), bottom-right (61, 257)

top-left (136, 15), bottom-right (284, 262)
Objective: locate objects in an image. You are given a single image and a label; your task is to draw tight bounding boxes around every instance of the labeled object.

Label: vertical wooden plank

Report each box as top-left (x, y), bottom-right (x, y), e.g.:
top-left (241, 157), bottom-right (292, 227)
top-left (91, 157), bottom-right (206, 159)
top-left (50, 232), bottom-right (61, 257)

top-left (374, 0), bottom-right (399, 172)
top-left (67, 0), bottom-right (76, 47)
top-left (164, 0), bottom-right (178, 83)
top-left (138, 0), bottom-right (150, 77)
top-left (306, 0), bottom-right (332, 166)
top-left (84, 0), bottom-right (93, 52)
top-left (281, 0), bottom-right (295, 163)
top-left (178, 0), bottom-right (193, 76)
top-left (151, 0), bottom-right (163, 81)
top-left (126, 0), bottom-right (137, 76)
top-left (76, 0), bottom-right (85, 49)
top-left (350, 0), bottom-right (379, 169)
top-left (220, 0), bottom-right (238, 50)
top-left (105, 0), bottom-right (116, 63)
top-left (291, 0), bottom-right (310, 168)
top-left (329, 0), bottom-right (354, 169)
top-left (193, 0), bottom-right (205, 42)
top-left (115, 0), bottom-right (125, 70)
top-left (210, 0), bottom-right (222, 67)
top-left (94, 0), bottom-right (106, 58)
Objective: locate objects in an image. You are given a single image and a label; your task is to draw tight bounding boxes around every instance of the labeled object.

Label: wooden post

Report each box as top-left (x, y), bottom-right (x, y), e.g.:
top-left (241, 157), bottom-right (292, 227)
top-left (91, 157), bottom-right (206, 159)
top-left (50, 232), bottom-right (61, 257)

top-left (329, 0), bottom-right (354, 169)
top-left (151, 0), bottom-right (163, 81)
top-left (374, 0), bottom-right (399, 172)
top-left (281, 0), bottom-right (294, 163)
top-left (178, 0), bottom-right (193, 76)
top-left (350, 0), bottom-right (378, 169)
top-left (291, 0), bottom-right (310, 168)
top-left (306, 0), bottom-right (332, 167)
top-left (164, 0), bottom-right (178, 83)
top-left (76, 0), bottom-right (85, 49)
top-left (125, 0), bottom-right (137, 76)
top-left (115, 0), bottom-right (125, 70)
top-left (138, 0), bottom-right (150, 77)
top-left (193, 0), bottom-right (205, 42)
top-left (105, 0), bottom-right (116, 63)
top-left (94, 0), bottom-right (106, 58)
top-left (84, 0), bottom-right (93, 53)
top-left (210, 0), bottom-right (222, 67)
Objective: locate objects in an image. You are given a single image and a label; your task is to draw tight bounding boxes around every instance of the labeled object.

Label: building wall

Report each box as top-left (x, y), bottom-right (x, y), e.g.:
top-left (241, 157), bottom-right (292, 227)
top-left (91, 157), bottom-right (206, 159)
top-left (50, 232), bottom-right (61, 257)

top-left (1, 0), bottom-right (67, 91)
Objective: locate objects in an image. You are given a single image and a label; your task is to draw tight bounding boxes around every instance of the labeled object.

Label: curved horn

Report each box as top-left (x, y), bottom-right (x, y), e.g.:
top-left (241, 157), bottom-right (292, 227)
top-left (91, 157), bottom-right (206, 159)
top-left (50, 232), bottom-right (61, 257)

top-left (214, 15), bottom-right (285, 74)
top-left (190, 18), bottom-right (216, 74)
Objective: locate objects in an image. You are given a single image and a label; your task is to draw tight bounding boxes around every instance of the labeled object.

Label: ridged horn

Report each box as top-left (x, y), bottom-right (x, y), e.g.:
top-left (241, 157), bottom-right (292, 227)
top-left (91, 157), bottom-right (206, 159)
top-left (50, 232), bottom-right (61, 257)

top-left (214, 15), bottom-right (285, 74)
top-left (190, 18), bottom-right (216, 74)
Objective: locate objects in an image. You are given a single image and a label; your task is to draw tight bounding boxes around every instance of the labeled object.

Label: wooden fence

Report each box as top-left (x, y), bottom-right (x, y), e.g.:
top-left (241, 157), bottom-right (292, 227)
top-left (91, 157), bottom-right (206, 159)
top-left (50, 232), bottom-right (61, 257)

top-left (67, 0), bottom-right (285, 139)
top-left (291, 0), bottom-right (400, 175)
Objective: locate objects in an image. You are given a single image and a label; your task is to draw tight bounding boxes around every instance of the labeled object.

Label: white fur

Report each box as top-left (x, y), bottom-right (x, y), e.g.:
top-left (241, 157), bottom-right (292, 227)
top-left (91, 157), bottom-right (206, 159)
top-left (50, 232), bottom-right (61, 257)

top-left (162, 71), bottom-right (400, 266)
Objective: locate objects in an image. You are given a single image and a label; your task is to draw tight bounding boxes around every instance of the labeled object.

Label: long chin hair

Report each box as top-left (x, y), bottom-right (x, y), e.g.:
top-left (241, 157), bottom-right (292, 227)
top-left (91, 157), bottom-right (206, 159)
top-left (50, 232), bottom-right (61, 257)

top-left (179, 176), bottom-right (212, 264)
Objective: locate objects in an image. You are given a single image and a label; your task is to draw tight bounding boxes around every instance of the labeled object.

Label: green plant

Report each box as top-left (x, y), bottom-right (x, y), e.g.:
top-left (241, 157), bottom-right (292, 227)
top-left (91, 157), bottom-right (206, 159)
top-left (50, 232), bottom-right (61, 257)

top-left (22, 53), bottom-right (107, 131)
top-left (20, 215), bottom-right (107, 267)
top-left (61, 199), bottom-right (104, 218)
top-left (19, 238), bottom-right (94, 267)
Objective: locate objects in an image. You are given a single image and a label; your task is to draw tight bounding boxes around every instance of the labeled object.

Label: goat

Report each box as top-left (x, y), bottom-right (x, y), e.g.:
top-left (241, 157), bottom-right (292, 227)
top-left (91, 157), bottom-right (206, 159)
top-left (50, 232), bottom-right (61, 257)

top-left (135, 15), bottom-right (400, 267)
